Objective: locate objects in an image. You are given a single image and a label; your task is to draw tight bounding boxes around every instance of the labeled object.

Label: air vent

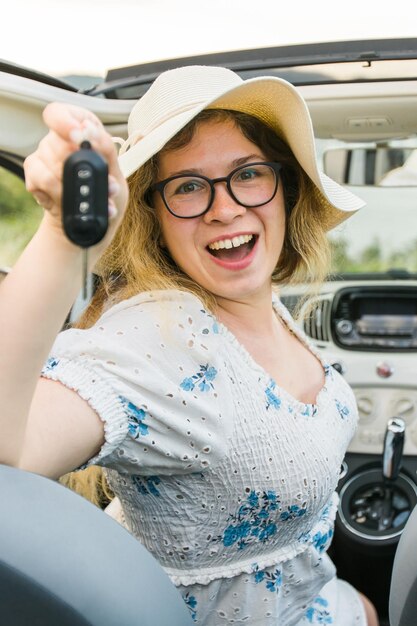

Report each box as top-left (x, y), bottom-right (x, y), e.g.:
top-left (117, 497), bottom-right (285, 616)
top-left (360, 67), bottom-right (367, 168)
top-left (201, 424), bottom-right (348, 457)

top-left (303, 297), bottom-right (332, 342)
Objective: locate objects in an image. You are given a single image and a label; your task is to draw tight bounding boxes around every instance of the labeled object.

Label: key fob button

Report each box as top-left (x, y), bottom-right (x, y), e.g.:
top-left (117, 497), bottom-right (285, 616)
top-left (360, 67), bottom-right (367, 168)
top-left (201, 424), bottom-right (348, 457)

top-left (77, 168), bottom-right (93, 179)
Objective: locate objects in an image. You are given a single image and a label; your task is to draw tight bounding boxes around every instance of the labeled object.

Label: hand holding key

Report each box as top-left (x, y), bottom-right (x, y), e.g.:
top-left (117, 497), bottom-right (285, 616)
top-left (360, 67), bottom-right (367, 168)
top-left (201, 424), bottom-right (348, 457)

top-left (24, 102), bottom-right (128, 264)
top-left (62, 139), bottom-right (109, 297)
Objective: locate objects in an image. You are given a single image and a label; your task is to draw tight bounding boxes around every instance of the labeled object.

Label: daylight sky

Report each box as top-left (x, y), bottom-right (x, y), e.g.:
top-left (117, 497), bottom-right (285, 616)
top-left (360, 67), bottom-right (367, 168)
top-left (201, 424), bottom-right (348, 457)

top-left (4, 0), bottom-right (417, 77)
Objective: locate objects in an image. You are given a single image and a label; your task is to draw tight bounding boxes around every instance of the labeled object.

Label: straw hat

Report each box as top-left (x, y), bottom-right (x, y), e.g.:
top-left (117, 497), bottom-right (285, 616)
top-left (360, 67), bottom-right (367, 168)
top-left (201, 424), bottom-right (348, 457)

top-left (118, 65), bottom-right (365, 230)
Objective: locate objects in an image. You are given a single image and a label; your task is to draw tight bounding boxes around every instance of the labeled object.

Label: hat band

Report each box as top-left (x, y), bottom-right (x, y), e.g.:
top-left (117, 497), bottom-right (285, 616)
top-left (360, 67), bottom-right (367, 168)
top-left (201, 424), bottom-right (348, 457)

top-left (120, 100), bottom-right (210, 155)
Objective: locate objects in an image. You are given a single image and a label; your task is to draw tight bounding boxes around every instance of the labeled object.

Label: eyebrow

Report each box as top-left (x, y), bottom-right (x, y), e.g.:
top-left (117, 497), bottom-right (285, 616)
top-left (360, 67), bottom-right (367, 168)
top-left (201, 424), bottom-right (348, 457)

top-left (166, 153), bottom-right (265, 178)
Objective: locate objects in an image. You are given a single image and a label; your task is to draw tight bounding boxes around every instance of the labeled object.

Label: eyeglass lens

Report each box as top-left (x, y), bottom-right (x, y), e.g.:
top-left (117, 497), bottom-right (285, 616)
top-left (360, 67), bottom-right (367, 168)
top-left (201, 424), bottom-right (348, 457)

top-left (163, 163), bottom-right (278, 217)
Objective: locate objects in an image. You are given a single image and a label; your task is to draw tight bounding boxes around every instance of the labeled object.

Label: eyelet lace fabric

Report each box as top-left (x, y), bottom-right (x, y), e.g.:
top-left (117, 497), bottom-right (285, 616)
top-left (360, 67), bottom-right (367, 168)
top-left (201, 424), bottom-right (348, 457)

top-left (42, 290), bottom-right (365, 625)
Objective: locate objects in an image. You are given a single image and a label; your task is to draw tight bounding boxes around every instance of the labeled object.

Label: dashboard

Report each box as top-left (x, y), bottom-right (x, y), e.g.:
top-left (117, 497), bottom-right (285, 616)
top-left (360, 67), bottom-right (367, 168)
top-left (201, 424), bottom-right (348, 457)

top-left (280, 280), bottom-right (417, 458)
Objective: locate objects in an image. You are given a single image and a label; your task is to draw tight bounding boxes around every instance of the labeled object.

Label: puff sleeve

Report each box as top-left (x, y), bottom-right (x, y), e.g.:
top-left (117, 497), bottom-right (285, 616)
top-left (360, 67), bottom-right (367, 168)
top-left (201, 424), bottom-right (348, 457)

top-left (41, 290), bottom-right (233, 475)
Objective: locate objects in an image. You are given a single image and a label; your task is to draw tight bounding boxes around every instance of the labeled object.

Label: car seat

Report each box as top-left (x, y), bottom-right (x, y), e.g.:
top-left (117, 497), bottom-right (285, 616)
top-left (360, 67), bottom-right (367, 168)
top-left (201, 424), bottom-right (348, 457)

top-left (0, 464), bottom-right (194, 625)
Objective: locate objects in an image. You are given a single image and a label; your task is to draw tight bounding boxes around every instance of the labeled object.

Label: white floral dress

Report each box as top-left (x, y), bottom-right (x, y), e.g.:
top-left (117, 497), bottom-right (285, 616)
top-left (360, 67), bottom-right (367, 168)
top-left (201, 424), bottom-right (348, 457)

top-left (42, 290), bottom-right (366, 626)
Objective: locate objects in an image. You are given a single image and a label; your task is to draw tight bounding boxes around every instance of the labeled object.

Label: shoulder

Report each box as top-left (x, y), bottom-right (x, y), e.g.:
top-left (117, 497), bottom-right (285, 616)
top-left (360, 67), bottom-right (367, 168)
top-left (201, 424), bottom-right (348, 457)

top-left (51, 289), bottom-right (224, 383)
top-left (101, 289), bottom-right (222, 363)
top-left (99, 289), bottom-right (216, 340)
top-left (57, 289), bottom-right (218, 353)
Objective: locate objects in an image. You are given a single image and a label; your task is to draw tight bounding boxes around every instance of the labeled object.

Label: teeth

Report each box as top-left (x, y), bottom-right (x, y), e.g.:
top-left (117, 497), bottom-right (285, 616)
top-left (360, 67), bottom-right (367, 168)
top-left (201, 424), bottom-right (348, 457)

top-left (208, 234), bottom-right (253, 251)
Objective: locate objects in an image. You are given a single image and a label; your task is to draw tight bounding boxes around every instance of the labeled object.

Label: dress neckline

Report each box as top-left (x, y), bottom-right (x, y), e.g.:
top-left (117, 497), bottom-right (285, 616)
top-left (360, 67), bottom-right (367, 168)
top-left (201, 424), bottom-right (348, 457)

top-left (209, 294), bottom-right (330, 412)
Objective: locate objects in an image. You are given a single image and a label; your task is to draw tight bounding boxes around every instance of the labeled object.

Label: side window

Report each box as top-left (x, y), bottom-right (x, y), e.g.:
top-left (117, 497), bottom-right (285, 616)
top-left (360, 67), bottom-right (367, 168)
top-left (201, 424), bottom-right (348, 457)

top-left (0, 165), bottom-right (43, 269)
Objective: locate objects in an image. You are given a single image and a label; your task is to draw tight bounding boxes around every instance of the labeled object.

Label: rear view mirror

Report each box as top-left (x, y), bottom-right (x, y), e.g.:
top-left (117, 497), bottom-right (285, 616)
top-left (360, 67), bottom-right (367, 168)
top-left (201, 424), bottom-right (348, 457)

top-left (323, 146), bottom-right (417, 186)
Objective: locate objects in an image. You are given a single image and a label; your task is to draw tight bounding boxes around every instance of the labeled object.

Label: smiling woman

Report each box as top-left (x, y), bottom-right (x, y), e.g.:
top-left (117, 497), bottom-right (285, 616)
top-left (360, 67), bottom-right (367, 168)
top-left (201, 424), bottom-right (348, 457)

top-left (0, 64), bottom-right (377, 626)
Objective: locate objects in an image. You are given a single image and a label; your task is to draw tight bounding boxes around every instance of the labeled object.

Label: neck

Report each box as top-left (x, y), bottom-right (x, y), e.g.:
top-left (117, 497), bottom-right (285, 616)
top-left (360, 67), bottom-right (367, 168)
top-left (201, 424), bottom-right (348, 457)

top-left (214, 288), bottom-right (276, 335)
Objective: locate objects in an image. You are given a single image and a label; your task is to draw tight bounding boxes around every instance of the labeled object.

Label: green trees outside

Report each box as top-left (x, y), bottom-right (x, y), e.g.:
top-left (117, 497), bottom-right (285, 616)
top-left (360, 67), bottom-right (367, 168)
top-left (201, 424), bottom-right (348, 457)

top-left (0, 167), bottom-right (43, 267)
top-left (330, 236), bottom-right (417, 274)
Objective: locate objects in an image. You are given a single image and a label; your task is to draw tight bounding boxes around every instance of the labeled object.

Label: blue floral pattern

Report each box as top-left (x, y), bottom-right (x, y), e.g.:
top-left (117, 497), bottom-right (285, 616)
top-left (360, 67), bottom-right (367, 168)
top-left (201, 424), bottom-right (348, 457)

top-left (183, 592), bottom-right (197, 622)
top-left (252, 563), bottom-right (282, 593)
top-left (215, 489), bottom-right (303, 550)
top-left (280, 504), bottom-right (307, 521)
top-left (43, 357), bottom-right (60, 372)
top-left (312, 529), bottom-right (334, 553)
top-left (265, 379), bottom-right (281, 410)
top-left (119, 396), bottom-right (149, 439)
top-left (305, 596), bottom-right (333, 624)
top-left (180, 364), bottom-right (218, 393)
top-left (299, 527), bottom-right (334, 554)
top-left (301, 404), bottom-right (318, 418)
top-left (132, 475), bottom-right (161, 496)
top-left (221, 490), bottom-right (279, 549)
top-left (335, 399), bottom-right (350, 420)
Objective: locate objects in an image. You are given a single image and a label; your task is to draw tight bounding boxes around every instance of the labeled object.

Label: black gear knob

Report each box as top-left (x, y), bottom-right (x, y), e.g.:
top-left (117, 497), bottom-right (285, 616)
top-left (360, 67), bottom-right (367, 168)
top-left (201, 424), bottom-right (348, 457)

top-left (382, 417), bottom-right (406, 482)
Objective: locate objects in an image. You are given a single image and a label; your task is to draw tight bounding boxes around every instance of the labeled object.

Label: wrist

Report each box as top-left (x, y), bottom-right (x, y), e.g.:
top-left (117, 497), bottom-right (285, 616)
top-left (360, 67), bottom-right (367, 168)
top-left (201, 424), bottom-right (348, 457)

top-left (39, 212), bottom-right (82, 253)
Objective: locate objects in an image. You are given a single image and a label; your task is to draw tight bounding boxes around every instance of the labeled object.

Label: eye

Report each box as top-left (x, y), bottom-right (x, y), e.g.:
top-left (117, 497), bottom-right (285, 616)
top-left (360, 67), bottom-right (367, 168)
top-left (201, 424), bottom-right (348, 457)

top-left (235, 166), bottom-right (261, 182)
top-left (173, 178), bottom-right (206, 195)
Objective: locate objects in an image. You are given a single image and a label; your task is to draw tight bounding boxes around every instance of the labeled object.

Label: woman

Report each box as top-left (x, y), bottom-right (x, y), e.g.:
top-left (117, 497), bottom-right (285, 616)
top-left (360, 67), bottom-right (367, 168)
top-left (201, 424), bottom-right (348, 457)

top-left (0, 65), bottom-right (378, 625)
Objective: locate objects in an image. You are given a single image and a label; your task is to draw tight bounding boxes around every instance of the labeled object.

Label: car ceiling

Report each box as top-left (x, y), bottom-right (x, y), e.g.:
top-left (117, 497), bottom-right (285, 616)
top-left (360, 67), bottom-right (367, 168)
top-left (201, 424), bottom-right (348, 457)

top-left (1, 39), bottom-right (417, 168)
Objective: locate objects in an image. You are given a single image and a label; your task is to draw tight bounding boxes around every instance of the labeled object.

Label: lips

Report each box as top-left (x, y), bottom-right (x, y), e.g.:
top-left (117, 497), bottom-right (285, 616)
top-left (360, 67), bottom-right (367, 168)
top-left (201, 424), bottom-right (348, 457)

top-left (206, 234), bottom-right (258, 269)
top-left (207, 234), bottom-right (256, 261)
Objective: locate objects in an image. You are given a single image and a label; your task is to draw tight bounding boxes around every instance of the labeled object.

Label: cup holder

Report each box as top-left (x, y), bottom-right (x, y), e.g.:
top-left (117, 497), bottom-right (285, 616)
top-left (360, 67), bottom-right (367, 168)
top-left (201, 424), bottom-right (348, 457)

top-left (338, 468), bottom-right (417, 545)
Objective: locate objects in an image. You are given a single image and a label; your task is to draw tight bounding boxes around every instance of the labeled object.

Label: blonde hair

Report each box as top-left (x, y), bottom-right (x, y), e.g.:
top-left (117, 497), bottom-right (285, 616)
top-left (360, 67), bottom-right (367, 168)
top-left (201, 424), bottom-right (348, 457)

top-left (60, 108), bottom-right (331, 504)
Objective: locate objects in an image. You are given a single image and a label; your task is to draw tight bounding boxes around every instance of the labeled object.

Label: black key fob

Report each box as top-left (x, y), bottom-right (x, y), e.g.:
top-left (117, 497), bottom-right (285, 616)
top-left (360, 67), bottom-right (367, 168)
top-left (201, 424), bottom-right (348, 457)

top-left (62, 140), bottom-right (108, 248)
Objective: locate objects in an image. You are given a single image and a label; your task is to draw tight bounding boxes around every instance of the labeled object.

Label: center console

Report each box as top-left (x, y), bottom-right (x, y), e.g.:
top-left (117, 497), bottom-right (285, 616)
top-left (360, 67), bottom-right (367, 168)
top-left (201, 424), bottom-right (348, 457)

top-left (332, 418), bottom-right (417, 620)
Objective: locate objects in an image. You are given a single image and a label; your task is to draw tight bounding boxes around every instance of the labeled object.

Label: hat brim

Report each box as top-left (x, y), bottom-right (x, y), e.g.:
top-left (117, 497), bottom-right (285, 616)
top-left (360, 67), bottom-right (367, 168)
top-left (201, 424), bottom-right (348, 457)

top-left (118, 74), bottom-right (365, 230)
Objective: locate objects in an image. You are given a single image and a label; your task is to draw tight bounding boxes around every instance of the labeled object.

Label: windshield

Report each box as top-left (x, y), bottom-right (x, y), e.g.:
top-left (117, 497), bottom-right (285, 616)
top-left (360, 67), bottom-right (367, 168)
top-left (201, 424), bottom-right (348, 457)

top-left (314, 138), bottom-right (417, 277)
top-left (328, 185), bottom-right (417, 276)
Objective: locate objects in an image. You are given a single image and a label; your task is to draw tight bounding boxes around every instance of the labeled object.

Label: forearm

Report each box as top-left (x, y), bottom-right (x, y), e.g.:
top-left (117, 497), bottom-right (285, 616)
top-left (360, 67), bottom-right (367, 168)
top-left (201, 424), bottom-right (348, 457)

top-left (0, 102), bottom-right (127, 469)
top-left (0, 216), bottom-right (85, 465)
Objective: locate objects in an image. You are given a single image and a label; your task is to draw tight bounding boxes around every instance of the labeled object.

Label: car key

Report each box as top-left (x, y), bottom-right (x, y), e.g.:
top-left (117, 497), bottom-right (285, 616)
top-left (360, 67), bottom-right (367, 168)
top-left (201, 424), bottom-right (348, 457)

top-left (62, 140), bottom-right (109, 298)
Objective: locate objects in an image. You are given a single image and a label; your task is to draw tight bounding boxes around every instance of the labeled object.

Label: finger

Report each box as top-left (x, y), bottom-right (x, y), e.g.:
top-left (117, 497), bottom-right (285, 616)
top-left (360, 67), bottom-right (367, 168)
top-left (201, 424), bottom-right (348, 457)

top-left (32, 191), bottom-right (53, 210)
top-left (108, 200), bottom-right (118, 220)
top-left (43, 103), bottom-right (124, 183)
top-left (24, 151), bottom-right (62, 203)
top-left (108, 175), bottom-right (121, 198)
top-left (42, 102), bottom-right (101, 143)
top-left (43, 104), bottom-right (114, 163)
top-left (79, 123), bottom-right (122, 175)
top-left (35, 130), bottom-right (78, 179)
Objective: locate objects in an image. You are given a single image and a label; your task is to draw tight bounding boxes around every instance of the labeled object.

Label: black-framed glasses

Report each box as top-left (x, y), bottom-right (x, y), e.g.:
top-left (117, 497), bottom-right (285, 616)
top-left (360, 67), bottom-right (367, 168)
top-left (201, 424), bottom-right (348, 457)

top-left (150, 161), bottom-right (283, 219)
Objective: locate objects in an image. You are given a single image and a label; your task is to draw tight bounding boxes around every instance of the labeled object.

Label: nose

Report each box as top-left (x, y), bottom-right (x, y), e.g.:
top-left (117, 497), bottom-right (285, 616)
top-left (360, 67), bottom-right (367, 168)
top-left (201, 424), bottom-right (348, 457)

top-left (203, 181), bottom-right (246, 224)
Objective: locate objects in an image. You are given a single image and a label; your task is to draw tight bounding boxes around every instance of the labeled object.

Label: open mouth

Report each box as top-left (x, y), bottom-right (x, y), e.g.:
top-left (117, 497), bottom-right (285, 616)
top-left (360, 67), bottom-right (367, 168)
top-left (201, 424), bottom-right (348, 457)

top-left (207, 234), bottom-right (257, 262)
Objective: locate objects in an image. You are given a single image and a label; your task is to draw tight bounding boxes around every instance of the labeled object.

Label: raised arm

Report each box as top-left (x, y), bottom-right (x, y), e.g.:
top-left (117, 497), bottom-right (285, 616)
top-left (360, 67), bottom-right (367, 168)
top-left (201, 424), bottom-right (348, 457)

top-left (0, 103), bottom-right (128, 477)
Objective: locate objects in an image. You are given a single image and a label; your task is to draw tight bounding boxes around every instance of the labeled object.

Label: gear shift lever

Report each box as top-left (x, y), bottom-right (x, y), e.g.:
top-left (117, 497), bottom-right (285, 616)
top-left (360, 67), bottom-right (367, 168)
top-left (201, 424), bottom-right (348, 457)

top-left (348, 417), bottom-right (412, 534)
top-left (383, 417), bottom-right (406, 482)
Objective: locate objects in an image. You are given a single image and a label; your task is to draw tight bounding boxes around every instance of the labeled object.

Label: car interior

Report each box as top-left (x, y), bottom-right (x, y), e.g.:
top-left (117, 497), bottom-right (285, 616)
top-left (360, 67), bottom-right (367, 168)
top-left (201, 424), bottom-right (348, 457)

top-left (1, 38), bottom-right (417, 625)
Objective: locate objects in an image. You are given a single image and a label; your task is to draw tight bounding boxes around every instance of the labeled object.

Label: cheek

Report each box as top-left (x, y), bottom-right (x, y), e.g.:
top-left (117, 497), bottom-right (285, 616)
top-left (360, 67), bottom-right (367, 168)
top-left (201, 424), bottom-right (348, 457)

top-left (155, 203), bottom-right (174, 249)
top-left (156, 207), bottom-right (195, 264)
